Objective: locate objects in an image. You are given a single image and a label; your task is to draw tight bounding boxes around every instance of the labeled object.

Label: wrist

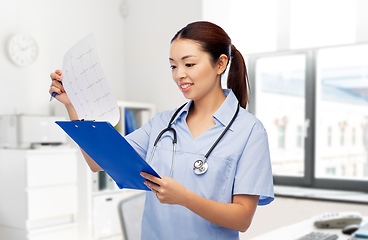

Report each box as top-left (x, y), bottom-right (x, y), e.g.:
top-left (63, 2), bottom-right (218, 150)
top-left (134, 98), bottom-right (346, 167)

top-left (181, 188), bottom-right (194, 208)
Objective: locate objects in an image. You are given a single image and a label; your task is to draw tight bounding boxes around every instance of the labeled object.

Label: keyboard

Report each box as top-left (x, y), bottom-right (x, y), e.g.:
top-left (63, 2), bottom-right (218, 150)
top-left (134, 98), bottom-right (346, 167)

top-left (296, 232), bottom-right (338, 240)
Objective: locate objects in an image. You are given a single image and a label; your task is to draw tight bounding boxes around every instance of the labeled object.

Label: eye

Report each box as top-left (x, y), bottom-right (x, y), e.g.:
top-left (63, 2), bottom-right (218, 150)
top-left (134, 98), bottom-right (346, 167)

top-left (185, 63), bottom-right (195, 67)
top-left (170, 65), bottom-right (177, 70)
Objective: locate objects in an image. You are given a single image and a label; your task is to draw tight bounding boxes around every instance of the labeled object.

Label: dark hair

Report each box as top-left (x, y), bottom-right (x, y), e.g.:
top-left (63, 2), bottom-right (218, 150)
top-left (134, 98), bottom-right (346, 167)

top-left (171, 21), bottom-right (250, 108)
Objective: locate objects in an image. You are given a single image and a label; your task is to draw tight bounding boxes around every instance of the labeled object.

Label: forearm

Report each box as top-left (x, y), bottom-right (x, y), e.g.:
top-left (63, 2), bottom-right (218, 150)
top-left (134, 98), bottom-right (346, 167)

top-left (65, 103), bottom-right (78, 120)
top-left (65, 103), bottom-right (103, 172)
top-left (141, 173), bottom-right (259, 232)
top-left (182, 190), bottom-right (258, 232)
top-left (80, 148), bottom-right (102, 172)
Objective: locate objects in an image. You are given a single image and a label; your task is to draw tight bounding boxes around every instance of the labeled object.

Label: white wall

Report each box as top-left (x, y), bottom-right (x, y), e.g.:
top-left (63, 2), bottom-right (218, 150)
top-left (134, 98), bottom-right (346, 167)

top-left (0, 0), bottom-right (125, 116)
top-left (123, 0), bottom-right (202, 113)
top-left (356, 0), bottom-right (368, 42)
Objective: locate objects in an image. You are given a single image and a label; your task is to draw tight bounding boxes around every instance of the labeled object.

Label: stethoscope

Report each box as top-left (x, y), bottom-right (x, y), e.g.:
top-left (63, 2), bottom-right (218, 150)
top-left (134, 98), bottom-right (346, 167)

top-left (147, 102), bottom-right (240, 177)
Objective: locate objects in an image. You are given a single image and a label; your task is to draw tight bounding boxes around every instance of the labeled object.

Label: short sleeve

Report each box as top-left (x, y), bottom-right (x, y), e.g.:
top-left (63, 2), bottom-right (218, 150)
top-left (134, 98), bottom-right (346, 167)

top-left (124, 116), bottom-right (154, 160)
top-left (233, 121), bottom-right (274, 206)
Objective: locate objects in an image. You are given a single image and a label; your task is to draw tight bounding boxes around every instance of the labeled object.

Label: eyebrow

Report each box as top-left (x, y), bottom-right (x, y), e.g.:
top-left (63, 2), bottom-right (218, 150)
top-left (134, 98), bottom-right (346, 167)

top-left (169, 55), bottom-right (196, 61)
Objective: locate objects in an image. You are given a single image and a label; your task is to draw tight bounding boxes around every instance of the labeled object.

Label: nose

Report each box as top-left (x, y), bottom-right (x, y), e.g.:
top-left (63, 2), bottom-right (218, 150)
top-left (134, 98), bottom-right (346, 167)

top-left (175, 66), bottom-right (187, 80)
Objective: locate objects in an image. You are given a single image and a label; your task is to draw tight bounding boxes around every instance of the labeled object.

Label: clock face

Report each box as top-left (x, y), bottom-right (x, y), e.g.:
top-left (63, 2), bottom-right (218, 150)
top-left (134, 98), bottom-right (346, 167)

top-left (7, 34), bottom-right (38, 67)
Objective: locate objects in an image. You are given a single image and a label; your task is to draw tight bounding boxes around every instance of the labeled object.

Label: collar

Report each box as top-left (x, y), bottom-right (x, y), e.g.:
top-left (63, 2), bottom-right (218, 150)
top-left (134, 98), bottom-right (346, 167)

top-left (170, 89), bottom-right (239, 131)
top-left (169, 101), bottom-right (191, 126)
top-left (213, 89), bottom-right (239, 131)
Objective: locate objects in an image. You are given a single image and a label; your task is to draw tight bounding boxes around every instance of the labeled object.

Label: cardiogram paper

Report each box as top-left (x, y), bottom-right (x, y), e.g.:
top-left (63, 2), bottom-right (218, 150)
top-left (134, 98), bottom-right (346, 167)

top-left (62, 32), bottom-right (120, 126)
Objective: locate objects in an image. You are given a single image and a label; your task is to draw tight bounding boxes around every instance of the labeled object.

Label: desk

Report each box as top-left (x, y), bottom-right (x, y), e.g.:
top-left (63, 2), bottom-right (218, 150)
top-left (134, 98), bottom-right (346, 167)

top-left (252, 217), bottom-right (368, 240)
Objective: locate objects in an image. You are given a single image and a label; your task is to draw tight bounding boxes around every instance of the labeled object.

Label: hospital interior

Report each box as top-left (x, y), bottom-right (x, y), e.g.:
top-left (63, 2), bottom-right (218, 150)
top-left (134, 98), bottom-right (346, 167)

top-left (0, 0), bottom-right (368, 239)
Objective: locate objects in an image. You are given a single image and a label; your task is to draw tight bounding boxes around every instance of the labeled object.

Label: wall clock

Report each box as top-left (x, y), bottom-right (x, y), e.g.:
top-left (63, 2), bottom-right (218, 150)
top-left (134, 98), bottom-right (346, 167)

top-left (7, 34), bottom-right (38, 67)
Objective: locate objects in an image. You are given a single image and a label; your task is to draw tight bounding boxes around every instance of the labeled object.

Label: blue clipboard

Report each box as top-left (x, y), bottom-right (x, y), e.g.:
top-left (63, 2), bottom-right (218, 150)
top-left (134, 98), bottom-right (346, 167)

top-left (56, 121), bottom-right (160, 191)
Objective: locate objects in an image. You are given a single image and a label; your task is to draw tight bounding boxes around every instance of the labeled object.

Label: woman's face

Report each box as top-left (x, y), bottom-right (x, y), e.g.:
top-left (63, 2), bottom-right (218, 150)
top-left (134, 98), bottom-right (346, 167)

top-left (169, 39), bottom-right (223, 101)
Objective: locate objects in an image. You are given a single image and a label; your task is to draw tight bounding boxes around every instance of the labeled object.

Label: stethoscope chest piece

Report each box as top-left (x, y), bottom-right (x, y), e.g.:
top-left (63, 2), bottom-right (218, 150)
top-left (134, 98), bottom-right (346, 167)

top-left (193, 159), bottom-right (208, 175)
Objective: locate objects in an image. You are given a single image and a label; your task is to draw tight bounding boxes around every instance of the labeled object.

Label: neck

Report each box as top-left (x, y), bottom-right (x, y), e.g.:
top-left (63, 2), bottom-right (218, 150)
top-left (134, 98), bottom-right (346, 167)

top-left (190, 87), bottom-right (226, 118)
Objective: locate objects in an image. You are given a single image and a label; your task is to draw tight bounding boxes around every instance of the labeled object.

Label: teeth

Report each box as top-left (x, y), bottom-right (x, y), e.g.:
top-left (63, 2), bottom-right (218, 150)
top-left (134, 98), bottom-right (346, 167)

top-left (181, 84), bottom-right (192, 89)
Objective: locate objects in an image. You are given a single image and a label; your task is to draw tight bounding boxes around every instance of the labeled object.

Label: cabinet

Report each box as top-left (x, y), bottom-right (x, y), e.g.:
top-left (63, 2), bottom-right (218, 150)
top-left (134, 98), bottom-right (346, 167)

top-left (0, 148), bottom-right (79, 240)
top-left (78, 101), bottom-right (155, 240)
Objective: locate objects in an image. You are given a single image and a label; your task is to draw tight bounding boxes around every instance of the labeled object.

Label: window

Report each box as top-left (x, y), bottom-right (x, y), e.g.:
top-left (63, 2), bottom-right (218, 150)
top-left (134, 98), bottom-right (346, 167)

top-left (254, 54), bottom-right (306, 177)
top-left (278, 125), bottom-right (286, 149)
top-left (248, 44), bottom-right (368, 191)
top-left (316, 45), bottom-right (368, 182)
top-left (297, 126), bottom-right (302, 148)
top-left (363, 124), bottom-right (368, 146)
top-left (327, 127), bottom-right (332, 147)
top-left (341, 166), bottom-right (346, 176)
top-left (352, 128), bottom-right (356, 145)
top-left (326, 167), bottom-right (336, 176)
top-left (203, 0), bottom-right (368, 191)
top-left (340, 127), bottom-right (345, 146)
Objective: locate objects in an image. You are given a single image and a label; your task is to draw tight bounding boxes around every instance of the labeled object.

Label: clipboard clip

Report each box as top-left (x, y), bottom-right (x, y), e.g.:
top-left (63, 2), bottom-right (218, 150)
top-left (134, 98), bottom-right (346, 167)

top-left (71, 119), bottom-right (97, 129)
top-left (72, 119), bottom-right (96, 122)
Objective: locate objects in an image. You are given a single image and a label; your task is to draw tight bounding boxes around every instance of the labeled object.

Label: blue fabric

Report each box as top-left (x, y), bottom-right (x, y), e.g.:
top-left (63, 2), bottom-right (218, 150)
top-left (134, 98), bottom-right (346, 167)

top-left (125, 89), bottom-right (274, 240)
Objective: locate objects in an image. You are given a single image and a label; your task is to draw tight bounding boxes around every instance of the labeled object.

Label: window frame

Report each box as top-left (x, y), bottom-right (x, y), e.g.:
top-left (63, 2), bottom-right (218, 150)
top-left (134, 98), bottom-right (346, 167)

top-left (247, 44), bottom-right (368, 193)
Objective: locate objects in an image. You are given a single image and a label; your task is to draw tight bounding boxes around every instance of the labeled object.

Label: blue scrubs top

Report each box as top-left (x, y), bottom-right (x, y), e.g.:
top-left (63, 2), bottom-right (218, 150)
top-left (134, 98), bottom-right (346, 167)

top-left (126, 89), bottom-right (274, 240)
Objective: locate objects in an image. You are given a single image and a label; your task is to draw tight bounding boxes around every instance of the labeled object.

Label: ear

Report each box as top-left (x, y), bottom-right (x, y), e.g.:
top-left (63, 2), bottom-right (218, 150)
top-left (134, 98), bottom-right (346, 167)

top-left (217, 54), bottom-right (229, 75)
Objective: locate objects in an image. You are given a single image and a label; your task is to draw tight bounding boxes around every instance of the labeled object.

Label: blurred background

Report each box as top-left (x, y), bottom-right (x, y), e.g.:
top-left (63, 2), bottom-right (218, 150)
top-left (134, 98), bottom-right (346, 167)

top-left (0, 0), bottom-right (367, 240)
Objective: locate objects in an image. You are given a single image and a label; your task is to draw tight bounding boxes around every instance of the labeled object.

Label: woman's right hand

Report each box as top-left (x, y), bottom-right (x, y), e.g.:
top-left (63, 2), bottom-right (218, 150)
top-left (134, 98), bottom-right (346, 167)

top-left (50, 70), bottom-right (99, 171)
top-left (49, 69), bottom-right (71, 106)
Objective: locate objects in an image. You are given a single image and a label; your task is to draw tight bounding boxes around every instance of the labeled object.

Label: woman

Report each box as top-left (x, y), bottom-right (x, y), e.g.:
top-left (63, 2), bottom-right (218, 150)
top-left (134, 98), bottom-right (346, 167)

top-left (50, 21), bottom-right (274, 240)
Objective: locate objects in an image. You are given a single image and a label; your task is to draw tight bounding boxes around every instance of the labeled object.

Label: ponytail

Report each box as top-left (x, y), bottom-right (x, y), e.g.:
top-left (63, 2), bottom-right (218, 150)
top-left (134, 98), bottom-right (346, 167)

top-left (227, 44), bottom-right (250, 109)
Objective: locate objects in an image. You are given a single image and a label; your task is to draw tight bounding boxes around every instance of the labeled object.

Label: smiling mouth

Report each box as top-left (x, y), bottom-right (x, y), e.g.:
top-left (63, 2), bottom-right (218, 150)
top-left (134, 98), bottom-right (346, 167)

top-left (180, 83), bottom-right (193, 90)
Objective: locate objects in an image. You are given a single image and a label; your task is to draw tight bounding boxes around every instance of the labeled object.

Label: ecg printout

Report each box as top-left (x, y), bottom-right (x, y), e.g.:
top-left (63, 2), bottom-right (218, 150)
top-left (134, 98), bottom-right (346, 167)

top-left (62, 32), bottom-right (120, 126)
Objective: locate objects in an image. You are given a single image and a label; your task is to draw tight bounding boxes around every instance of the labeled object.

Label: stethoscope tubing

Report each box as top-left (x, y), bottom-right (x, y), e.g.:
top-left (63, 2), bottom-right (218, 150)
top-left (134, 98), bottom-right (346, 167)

top-left (202, 103), bottom-right (239, 161)
top-left (147, 103), bottom-right (186, 172)
top-left (148, 102), bottom-right (239, 177)
top-left (153, 127), bottom-right (177, 146)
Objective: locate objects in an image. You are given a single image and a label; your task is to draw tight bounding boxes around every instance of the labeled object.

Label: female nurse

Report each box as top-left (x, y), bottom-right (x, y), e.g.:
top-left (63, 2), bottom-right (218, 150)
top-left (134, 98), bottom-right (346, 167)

top-left (50, 21), bottom-right (274, 240)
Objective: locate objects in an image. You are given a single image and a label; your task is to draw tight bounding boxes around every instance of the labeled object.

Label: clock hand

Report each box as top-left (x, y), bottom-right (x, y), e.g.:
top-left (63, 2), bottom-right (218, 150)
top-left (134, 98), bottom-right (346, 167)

top-left (22, 45), bottom-right (33, 51)
top-left (17, 43), bottom-right (24, 50)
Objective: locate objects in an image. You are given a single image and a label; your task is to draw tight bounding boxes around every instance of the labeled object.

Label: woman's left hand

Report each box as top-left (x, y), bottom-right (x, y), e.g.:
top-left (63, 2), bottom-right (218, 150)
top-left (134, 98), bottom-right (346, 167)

top-left (140, 172), bottom-right (189, 206)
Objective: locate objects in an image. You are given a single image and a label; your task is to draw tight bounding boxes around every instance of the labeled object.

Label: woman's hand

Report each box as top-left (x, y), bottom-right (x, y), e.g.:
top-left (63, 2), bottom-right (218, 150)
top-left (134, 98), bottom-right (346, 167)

top-left (49, 69), bottom-right (79, 120)
top-left (140, 172), bottom-right (190, 206)
top-left (49, 69), bottom-right (71, 106)
top-left (141, 172), bottom-right (258, 232)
